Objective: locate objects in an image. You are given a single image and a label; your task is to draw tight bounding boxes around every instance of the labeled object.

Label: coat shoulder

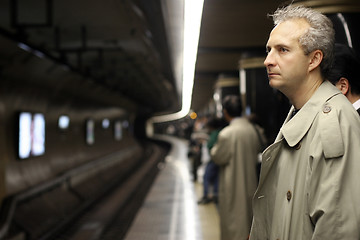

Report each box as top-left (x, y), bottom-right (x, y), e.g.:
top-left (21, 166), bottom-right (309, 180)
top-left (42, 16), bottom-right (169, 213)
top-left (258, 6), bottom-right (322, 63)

top-left (318, 100), bottom-right (345, 159)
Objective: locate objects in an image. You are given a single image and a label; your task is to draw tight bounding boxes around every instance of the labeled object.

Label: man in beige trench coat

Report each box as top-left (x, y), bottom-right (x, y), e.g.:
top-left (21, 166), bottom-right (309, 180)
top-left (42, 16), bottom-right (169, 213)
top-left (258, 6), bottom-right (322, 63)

top-left (250, 5), bottom-right (360, 240)
top-left (211, 95), bottom-right (263, 240)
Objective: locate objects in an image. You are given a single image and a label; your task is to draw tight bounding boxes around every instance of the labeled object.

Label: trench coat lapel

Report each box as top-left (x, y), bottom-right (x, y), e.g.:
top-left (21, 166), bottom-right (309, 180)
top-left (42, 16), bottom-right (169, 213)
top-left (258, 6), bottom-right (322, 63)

top-left (256, 81), bottom-right (341, 191)
top-left (281, 81), bottom-right (341, 147)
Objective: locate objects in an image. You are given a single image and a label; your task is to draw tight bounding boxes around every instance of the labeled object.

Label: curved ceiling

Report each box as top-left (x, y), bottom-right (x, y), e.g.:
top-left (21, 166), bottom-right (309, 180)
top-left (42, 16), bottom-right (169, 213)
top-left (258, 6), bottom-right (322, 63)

top-left (1, 0), bottom-right (358, 117)
top-left (0, 0), bottom-right (183, 116)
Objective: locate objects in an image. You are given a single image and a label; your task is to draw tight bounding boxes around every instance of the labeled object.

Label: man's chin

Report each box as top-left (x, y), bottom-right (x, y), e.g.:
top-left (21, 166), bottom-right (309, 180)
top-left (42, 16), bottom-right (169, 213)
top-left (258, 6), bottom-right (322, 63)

top-left (268, 79), bottom-right (279, 88)
top-left (269, 79), bottom-right (285, 92)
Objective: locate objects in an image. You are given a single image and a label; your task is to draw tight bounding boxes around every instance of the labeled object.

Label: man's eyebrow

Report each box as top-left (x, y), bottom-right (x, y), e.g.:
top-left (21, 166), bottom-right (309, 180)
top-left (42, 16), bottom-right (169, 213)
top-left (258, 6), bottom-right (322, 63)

top-left (269, 43), bottom-right (290, 49)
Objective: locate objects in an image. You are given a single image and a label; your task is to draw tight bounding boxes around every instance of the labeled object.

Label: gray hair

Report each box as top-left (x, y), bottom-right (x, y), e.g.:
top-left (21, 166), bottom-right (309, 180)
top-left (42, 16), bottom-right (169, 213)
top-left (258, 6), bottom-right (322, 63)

top-left (270, 5), bottom-right (335, 78)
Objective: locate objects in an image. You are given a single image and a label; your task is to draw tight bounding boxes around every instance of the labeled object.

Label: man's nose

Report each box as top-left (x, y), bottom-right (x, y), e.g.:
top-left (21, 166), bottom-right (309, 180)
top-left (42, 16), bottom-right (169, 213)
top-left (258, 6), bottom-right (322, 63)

top-left (264, 51), bottom-right (274, 67)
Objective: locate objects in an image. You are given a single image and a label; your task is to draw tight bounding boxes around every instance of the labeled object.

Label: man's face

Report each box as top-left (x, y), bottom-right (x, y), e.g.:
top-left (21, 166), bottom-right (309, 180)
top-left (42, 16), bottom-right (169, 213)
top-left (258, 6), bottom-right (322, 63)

top-left (264, 19), bottom-right (312, 96)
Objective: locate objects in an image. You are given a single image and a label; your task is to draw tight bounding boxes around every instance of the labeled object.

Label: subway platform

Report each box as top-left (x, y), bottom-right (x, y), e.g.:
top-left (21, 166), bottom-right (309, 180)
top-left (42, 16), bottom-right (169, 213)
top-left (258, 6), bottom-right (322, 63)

top-left (124, 135), bottom-right (220, 240)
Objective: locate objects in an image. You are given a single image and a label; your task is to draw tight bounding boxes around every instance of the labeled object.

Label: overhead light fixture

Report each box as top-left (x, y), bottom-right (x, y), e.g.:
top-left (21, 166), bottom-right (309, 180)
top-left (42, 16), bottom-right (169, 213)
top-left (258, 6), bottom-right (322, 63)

top-left (181, 0), bottom-right (204, 117)
top-left (336, 13), bottom-right (353, 48)
top-left (148, 0), bottom-right (204, 128)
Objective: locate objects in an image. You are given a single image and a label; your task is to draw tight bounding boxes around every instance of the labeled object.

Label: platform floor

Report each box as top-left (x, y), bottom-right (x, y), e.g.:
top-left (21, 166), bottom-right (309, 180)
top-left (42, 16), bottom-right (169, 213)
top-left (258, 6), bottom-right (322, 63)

top-left (124, 135), bottom-right (220, 240)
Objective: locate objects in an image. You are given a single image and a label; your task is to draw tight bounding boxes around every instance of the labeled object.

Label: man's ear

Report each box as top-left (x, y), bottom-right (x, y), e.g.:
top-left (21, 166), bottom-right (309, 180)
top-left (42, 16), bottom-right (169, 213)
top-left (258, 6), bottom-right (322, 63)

top-left (308, 50), bottom-right (323, 72)
top-left (223, 109), bottom-right (231, 122)
top-left (338, 77), bottom-right (350, 95)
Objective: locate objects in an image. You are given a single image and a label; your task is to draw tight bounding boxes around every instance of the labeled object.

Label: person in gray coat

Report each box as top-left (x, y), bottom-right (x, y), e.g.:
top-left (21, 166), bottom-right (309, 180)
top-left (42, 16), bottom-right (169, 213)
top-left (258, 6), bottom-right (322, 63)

top-left (250, 5), bottom-right (360, 240)
top-left (211, 95), bottom-right (263, 240)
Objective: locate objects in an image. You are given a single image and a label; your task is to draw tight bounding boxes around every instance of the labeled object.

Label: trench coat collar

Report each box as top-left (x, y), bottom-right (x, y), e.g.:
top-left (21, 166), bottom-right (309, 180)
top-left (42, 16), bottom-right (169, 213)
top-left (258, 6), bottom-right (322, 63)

top-left (229, 117), bottom-right (246, 126)
top-left (279, 80), bottom-right (341, 147)
top-left (229, 117), bottom-right (241, 125)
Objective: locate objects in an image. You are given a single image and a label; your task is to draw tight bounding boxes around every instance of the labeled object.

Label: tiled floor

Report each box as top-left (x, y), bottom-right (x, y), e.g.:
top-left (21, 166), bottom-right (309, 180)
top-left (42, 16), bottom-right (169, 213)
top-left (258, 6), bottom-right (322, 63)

top-left (124, 135), bottom-right (220, 240)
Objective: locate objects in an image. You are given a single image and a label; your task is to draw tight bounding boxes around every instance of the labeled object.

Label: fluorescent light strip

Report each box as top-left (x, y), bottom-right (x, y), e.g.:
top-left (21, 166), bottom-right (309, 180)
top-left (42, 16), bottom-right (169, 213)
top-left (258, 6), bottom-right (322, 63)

top-left (149, 0), bottom-right (204, 124)
top-left (337, 13), bottom-right (353, 48)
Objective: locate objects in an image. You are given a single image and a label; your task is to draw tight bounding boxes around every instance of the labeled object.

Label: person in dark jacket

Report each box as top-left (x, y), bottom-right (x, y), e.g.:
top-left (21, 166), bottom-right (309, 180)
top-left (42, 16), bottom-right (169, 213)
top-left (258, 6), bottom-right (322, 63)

top-left (197, 117), bottom-right (226, 204)
top-left (328, 43), bottom-right (360, 115)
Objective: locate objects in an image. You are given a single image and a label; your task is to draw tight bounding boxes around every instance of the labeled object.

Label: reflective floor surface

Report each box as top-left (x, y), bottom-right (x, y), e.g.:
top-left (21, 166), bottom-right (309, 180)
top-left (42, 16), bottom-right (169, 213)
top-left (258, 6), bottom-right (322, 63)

top-left (125, 135), bottom-right (220, 240)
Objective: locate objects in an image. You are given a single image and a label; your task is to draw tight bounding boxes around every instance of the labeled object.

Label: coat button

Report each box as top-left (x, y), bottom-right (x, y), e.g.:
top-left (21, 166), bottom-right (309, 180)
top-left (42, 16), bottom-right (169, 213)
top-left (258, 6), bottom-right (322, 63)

top-left (287, 191), bottom-right (292, 201)
top-left (323, 104), bottom-right (332, 113)
top-left (295, 143), bottom-right (301, 150)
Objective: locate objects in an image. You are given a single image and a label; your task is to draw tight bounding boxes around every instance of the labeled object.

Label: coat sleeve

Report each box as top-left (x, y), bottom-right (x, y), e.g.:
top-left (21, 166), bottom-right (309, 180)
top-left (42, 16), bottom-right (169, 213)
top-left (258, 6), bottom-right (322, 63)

top-left (210, 130), bottom-right (232, 166)
top-left (308, 107), bottom-right (360, 239)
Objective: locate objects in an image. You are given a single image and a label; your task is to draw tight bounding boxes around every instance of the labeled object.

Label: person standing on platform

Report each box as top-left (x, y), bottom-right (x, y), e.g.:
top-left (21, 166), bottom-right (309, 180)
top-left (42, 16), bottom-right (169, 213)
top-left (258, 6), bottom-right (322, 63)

top-left (197, 117), bottom-right (226, 204)
top-left (211, 95), bottom-right (262, 240)
top-left (328, 43), bottom-right (360, 115)
top-left (250, 5), bottom-right (360, 239)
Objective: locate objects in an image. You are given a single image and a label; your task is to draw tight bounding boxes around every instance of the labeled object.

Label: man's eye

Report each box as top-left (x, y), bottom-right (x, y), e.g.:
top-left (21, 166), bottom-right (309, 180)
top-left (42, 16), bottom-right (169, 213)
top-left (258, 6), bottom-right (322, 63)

top-left (280, 47), bottom-right (288, 52)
